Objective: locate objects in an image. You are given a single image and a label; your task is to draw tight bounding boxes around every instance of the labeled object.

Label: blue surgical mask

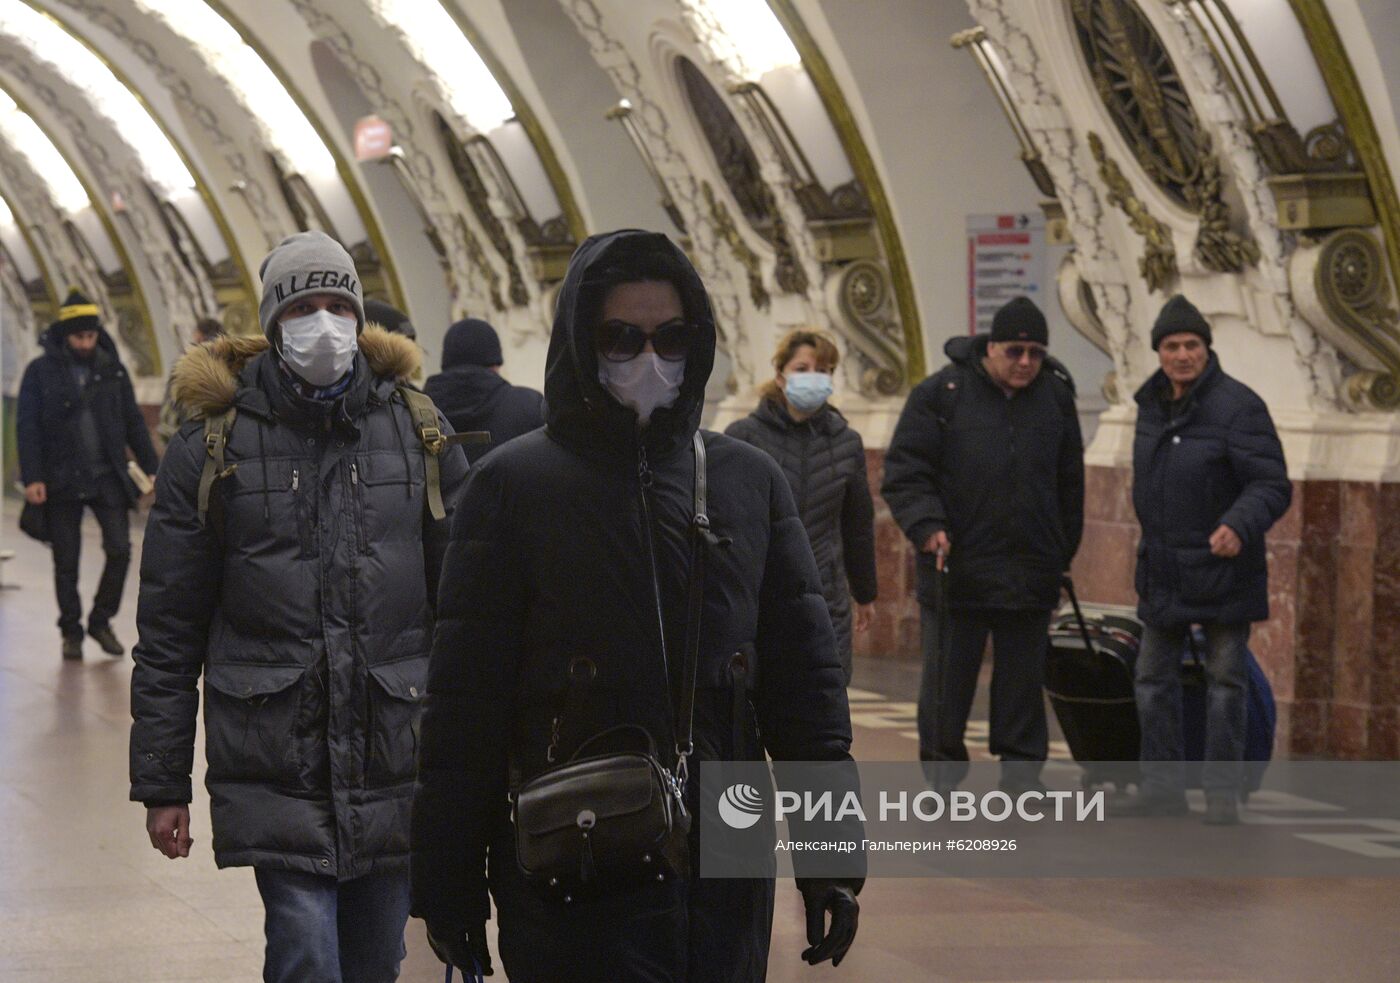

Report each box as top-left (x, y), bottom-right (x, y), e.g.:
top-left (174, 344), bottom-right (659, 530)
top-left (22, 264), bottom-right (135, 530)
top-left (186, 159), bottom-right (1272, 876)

top-left (784, 372), bottom-right (833, 413)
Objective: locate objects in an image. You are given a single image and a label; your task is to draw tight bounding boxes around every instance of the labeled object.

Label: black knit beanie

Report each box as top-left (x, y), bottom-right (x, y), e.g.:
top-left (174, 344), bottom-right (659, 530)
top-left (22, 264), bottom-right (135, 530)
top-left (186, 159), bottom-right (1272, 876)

top-left (989, 296), bottom-right (1047, 345)
top-left (53, 288), bottom-right (100, 336)
top-left (1151, 294), bottom-right (1212, 350)
top-left (443, 318), bottom-right (503, 369)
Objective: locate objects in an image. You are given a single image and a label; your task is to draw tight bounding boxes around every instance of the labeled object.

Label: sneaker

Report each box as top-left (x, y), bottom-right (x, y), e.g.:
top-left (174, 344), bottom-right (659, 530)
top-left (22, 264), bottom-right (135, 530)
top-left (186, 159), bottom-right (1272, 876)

top-left (62, 636), bottom-right (83, 661)
top-left (1203, 793), bottom-right (1240, 826)
top-left (1106, 790), bottom-right (1189, 817)
top-left (88, 625), bottom-right (125, 657)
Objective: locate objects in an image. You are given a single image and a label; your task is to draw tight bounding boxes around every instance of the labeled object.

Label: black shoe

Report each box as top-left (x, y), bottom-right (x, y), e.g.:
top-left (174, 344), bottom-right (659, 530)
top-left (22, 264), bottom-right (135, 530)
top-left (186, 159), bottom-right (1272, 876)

top-left (88, 625), bottom-right (125, 657)
top-left (1107, 790), bottom-right (1189, 817)
top-left (1203, 793), bottom-right (1240, 826)
top-left (62, 636), bottom-right (83, 661)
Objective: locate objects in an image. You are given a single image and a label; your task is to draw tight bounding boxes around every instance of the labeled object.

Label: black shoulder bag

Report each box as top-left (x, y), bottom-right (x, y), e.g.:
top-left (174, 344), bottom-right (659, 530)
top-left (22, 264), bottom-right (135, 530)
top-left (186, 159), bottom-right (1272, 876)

top-left (512, 432), bottom-right (715, 901)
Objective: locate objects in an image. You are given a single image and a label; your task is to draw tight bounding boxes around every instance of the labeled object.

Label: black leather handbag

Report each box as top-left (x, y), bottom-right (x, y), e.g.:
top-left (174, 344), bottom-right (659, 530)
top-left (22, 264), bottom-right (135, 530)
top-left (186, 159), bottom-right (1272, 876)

top-left (512, 432), bottom-right (718, 901)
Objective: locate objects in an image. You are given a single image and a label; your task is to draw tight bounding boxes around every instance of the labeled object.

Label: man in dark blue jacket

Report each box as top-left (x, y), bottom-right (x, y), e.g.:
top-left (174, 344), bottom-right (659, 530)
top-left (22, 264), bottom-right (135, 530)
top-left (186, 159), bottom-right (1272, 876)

top-left (1115, 295), bottom-right (1291, 825)
top-left (883, 297), bottom-right (1084, 795)
top-left (17, 289), bottom-right (160, 660)
top-left (423, 317), bottom-right (544, 464)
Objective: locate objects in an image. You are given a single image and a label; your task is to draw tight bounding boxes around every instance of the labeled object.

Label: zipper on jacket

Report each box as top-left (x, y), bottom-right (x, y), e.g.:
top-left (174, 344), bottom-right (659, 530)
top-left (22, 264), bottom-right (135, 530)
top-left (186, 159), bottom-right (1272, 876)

top-left (292, 469), bottom-right (300, 492)
top-left (637, 444), bottom-right (674, 701)
top-left (349, 461), bottom-right (368, 553)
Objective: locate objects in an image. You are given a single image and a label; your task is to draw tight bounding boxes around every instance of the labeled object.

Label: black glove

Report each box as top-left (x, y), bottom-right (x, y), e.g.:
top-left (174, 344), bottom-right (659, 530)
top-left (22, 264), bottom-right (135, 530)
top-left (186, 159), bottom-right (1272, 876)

top-left (799, 879), bottom-right (860, 967)
top-left (426, 921), bottom-right (493, 978)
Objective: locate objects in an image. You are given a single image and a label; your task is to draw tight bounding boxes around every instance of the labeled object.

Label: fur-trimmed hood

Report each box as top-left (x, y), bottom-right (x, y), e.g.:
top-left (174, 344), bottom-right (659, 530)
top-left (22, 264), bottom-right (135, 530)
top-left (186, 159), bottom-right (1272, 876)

top-left (172, 324), bottom-right (420, 417)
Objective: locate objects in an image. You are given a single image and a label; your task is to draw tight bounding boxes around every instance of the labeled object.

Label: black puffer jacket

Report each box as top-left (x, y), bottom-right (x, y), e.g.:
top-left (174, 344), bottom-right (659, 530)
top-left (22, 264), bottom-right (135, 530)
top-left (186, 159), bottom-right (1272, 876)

top-left (423, 364), bottom-right (544, 464)
top-left (882, 334), bottom-right (1084, 612)
top-left (17, 322), bottom-right (159, 504)
top-left (410, 231), bottom-right (855, 966)
top-left (129, 329), bottom-right (468, 880)
top-left (726, 398), bottom-right (876, 673)
top-left (1133, 354), bottom-right (1290, 627)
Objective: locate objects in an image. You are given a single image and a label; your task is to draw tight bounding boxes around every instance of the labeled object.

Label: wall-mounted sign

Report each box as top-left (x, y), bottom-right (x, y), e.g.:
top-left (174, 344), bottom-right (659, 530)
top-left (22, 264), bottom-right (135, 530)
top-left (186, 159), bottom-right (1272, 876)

top-left (966, 212), bottom-right (1046, 335)
top-left (354, 115), bottom-right (394, 162)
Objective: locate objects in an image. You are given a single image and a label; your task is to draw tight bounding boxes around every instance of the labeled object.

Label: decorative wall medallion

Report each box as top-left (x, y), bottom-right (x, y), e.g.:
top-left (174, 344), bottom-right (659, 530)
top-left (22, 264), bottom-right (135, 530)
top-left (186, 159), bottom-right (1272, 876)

top-left (1088, 131), bottom-right (1178, 292)
top-left (1314, 229), bottom-right (1400, 408)
top-left (1073, 0), bottom-right (1256, 273)
top-left (1072, 0), bottom-right (1200, 204)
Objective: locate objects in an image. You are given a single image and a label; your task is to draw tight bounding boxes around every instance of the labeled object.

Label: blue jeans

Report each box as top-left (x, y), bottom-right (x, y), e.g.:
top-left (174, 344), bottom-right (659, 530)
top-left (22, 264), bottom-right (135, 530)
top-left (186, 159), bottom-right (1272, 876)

top-left (1135, 622), bottom-right (1249, 796)
top-left (254, 867), bottom-right (410, 983)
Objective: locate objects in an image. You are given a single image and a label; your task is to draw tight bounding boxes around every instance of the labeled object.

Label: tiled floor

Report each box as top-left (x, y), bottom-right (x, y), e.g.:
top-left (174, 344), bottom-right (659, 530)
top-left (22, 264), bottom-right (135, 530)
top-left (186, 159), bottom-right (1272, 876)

top-left (1, 509), bottom-right (1398, 981)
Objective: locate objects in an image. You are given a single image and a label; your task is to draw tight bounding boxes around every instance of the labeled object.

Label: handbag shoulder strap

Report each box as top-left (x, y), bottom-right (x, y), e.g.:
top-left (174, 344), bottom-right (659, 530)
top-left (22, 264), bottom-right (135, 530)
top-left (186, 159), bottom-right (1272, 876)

top-left (676, 431), bottom-right (730, 775)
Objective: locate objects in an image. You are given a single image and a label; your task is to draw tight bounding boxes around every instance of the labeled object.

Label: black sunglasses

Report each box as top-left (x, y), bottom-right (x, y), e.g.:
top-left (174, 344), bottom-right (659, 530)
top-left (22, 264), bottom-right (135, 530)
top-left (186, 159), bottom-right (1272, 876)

top-left (594, 319), bottom-right (691, 362)
top-left (1003, 344), bottom-right (1046, 362)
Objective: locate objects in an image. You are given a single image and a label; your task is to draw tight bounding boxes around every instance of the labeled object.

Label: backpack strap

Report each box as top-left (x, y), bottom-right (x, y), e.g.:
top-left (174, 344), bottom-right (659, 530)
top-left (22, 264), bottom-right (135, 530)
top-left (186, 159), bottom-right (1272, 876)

top-left (197, 407), bottom-right (238, 526)
top-left (396, 386), bottom-right (490, 521)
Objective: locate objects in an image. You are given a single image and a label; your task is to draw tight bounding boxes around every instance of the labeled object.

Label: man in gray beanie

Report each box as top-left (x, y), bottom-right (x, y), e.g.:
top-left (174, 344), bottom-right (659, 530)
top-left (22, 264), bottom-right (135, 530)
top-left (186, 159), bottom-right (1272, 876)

top-left (1113, 294), bottom-right (1290, 825)
top-left (131, 229), bottom-right (469, 981)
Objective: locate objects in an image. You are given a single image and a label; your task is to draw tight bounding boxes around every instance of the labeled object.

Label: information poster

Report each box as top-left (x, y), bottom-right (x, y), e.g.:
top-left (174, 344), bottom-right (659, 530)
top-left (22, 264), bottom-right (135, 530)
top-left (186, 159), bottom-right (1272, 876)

top-left (966, 213), bottom-right (1046, 335)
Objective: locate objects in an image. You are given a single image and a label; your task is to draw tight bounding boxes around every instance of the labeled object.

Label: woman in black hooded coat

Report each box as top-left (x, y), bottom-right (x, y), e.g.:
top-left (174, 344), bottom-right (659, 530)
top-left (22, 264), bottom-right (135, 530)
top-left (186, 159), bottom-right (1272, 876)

top-left (410, 230), bottom-right (861, 982)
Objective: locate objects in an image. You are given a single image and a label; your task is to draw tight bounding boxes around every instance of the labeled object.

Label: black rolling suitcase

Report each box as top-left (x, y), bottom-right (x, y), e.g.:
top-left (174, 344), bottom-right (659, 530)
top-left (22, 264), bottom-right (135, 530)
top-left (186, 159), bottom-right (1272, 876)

top-left (1045, 578), bottom-right (1142, 789)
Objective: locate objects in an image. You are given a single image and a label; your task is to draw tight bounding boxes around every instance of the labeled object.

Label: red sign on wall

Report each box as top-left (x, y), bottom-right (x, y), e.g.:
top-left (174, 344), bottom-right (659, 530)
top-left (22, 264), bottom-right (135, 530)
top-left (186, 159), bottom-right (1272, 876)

top-left (354, 115), bottom-right (394, 162)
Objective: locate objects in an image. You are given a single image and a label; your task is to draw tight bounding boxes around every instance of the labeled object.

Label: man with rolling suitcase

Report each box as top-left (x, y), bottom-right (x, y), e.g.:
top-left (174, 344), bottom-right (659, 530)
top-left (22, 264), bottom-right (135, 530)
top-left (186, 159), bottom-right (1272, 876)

top-left (883, 297), bottom-right (1084, 794)
top-left (1113, 295), bottom-right (1290, 824)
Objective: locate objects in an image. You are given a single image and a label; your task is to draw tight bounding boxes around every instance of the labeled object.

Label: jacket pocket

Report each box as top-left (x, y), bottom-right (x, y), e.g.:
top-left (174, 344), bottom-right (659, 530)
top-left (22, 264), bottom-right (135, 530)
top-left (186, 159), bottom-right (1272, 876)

top-left (1175, 548), bottom-right (1238, 605)
top-left (203, 663), bottom-right (307, 786)
top-left (365, 656), bottom-right (428, 787)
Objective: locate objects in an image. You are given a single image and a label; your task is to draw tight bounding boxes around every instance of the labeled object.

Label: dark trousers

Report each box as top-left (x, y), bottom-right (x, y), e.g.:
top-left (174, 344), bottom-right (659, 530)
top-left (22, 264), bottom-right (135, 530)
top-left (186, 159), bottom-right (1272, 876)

top-left (47, 477), bottom-right (131, 639)
top-left (917, 605), bottom-right (1051, 789)
top-left (1136, 621), bottom-right (1250, 795)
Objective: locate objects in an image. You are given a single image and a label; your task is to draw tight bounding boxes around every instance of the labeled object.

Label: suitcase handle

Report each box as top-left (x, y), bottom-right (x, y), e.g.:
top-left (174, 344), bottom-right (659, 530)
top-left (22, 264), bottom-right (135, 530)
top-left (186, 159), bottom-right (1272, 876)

top-left (1061, 575), bottom-right (1096, 657)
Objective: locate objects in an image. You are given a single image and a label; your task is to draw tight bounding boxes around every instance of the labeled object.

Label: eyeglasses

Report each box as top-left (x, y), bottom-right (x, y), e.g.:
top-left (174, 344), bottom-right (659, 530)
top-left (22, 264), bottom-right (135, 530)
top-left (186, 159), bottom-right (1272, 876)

top-left (1002, 344), bottom-right (1046, 363)
top-left (594, 319), bottom-right (691, 362)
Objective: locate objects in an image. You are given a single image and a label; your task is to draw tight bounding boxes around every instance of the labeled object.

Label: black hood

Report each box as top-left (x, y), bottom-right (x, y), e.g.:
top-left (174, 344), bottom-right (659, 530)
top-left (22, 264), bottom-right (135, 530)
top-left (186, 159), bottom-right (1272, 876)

top-left (943, 332), bottom-right (986, 366)
top-left (544, 229), bottom-right (716, 462)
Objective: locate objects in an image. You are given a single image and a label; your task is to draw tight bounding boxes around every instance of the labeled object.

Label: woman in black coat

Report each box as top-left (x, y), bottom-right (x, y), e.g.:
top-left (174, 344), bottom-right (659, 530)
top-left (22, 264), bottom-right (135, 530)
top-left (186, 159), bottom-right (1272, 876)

top-left (410, 231), bottom-right (860, 982)
top-left (726, 329), bottom-right (877, 683)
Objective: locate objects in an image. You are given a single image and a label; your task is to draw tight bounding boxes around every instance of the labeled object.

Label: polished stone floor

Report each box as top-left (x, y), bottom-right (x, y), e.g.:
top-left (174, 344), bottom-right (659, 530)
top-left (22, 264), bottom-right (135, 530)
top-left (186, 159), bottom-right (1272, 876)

top-left (1, 509), bottom-right (1397, 981)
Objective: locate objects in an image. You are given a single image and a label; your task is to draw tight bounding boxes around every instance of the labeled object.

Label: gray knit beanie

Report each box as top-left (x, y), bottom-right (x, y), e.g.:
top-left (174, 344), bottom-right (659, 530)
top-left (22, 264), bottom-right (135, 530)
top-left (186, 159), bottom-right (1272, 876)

top-left (258, 230), bottom-right (364, 337)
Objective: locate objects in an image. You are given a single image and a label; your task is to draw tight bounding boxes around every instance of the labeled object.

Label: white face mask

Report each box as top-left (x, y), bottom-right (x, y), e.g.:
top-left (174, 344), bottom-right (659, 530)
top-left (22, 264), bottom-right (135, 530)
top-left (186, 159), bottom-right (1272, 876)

top-left (597, 353), bottom-right (686, 425)
top-left (279, 309), bottom-right (358, 387)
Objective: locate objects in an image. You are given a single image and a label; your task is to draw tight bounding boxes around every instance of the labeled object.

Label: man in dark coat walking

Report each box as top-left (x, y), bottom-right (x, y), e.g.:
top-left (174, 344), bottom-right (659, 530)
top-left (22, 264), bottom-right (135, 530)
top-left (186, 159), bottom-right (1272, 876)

top-left (17, 289), bottom-right (160, 660)
top-left (129, 231), bottom-right (468, 982)
top-left (410, 230), bottom-right (860, 982)
top-left (423, 317), bottom-right (544, 463)
top-left (1113, 295), bottom-right (1290, 825)
top-left (882, 297), bottom-right (1084, 793)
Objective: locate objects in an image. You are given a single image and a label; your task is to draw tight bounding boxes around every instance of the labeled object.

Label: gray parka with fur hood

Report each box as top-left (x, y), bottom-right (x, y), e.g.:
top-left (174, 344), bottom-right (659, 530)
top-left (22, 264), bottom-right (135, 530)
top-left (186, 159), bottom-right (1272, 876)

top-left (129, 327), bottom-right (468, 880)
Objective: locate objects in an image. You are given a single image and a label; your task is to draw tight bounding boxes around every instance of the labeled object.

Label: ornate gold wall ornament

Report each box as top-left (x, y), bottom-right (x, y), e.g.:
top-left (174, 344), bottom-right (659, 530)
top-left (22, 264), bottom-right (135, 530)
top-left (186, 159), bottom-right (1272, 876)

top-left (681, 60), bottom-right (777, 242)
top-left (454, 215), bottom-right (506, 314)
top-left (1072, 0), bottom-right (1201, 205)
top-left (767, 0), bottom-right (924, 383)
top-left (1291, 227), bottom-right (1400, 410)
top-left (1287, 0), bottom-right (1400, 329)
top-left (762, 186), bottom-right (809, 296)
top-left (436, 115), bottom-right (530, 308)
top-left (827, 259), bottom-right (906, 398)
top-left (1184, 133), bottom-right (1260, 273)
top-left (1088, 131), bottom-right (1178, 292)
top-left (703, 181), bottom-right (770, 311)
